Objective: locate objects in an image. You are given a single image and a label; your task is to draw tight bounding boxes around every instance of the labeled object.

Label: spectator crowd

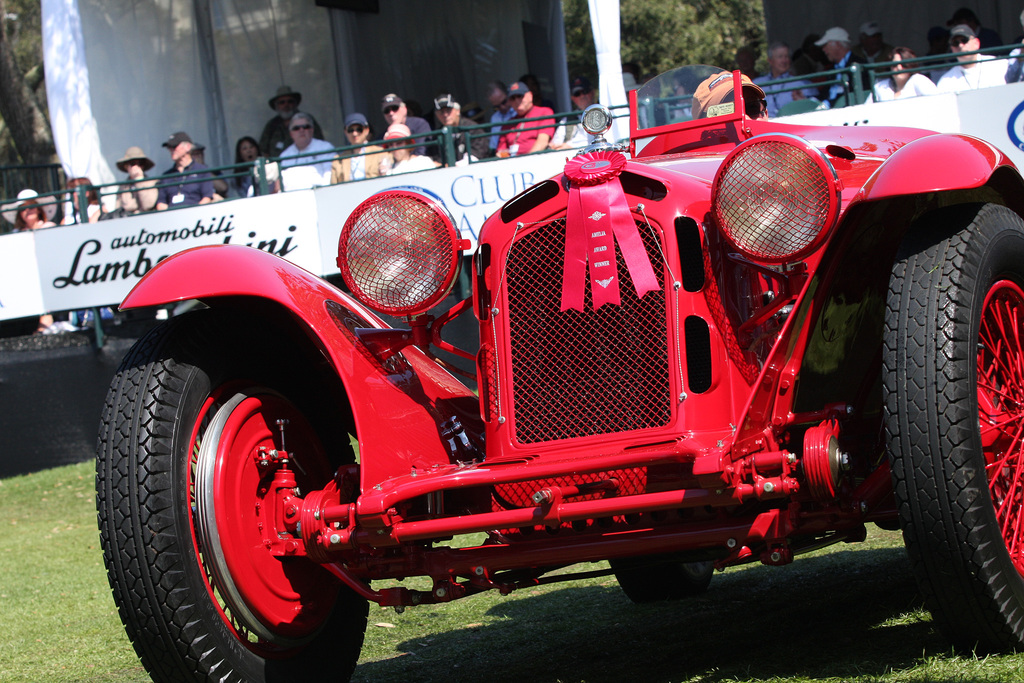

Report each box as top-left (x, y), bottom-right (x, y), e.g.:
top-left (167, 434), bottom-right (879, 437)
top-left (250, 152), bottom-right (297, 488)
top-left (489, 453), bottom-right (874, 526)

top-left (5, 5), bottom-right (1024, 234)
top-left (1, 68), bottom-right (603, 233)
top-left (750, 7), bottom-right (1024, 114)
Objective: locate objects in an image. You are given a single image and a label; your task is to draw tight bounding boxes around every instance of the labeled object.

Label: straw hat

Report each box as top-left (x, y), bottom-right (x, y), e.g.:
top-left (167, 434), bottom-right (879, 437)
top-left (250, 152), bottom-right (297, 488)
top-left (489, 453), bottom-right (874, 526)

top-left (2, 189), bottom-right (57, 225)
top-left (269, 85), bottom-right (302, 109)
top-left (116, 146), bottom-right (155, 173)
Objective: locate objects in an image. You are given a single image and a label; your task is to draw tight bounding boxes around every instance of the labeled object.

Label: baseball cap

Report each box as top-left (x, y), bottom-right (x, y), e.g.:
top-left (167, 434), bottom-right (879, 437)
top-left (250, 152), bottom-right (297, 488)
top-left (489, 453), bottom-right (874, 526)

top-left (570, 76), bottom-right (592, 94)
top-left (163, 131), bottom-right (192, 148)
top-left (859, 21), bottom-right (881, 36)
top-left (380, 94), bottom-right (403, 112)
top-left (434, 93), bottom-right (457, 110)
top-left (815, 27), bottom-right (851, 46)
top-left (949, 24), bottom-right (977, 40)
top-left (383, 123), bottom-right (412, 140)
top-left (691, 71), bottom-right (765, 120)
top-left (345, 112), bottom-right (369, 128)
top-left (507, 81), bottom-right (530, 97)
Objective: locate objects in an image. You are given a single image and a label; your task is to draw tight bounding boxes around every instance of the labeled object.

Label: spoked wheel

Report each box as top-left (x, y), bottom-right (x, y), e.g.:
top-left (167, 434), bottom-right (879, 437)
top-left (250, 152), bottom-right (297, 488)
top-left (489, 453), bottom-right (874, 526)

top-left (97, 310), bottom-right (367, 682)
top-left (884, 203), bottom-right (1024, 651)
top-left (977, 281), bottom-right (1024, 574)
top-left (610, 555), bottom-right (714, 603)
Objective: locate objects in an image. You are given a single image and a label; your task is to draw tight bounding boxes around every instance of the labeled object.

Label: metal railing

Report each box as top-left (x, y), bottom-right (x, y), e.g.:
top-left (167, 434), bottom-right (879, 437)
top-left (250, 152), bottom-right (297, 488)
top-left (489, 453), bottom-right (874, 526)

top-left (1, 105), bottom-right (629, 225)
top-left (754, 43), bottom-right (1021, 109)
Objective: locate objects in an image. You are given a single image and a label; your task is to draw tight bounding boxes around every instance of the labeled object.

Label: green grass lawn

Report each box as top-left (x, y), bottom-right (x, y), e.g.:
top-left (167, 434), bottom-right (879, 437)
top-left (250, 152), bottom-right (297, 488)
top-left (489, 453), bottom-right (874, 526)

top-left (4, 461), bottom-right (1024, 682)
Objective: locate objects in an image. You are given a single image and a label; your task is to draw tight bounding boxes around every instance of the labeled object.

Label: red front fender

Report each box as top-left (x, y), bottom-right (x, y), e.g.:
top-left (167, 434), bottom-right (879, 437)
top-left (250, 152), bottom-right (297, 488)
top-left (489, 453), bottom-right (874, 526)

top-left (855, 133), bottom-right (1013, 202)
top-left (122, 244), bottom-right (479, 491)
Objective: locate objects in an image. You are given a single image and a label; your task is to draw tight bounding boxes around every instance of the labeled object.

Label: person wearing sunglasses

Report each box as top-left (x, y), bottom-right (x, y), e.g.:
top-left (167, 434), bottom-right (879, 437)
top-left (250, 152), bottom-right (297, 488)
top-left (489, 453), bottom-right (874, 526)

top-left (114, 146), bottom-right (158, 216)
top-left (259, 85), bottom-right (324, 157)
top-left (380, 93), bottom-right (432, 157)
top-left (937, 24), bottom-right (1007, 93)
top-left (278, 112), bottom-right (335, 191)
top-left (495, 81), bottom-right (555, 158)
top-left (331, 113), bottom-right (391, 183)
top-left (485, 80), bottom-right (515, 157)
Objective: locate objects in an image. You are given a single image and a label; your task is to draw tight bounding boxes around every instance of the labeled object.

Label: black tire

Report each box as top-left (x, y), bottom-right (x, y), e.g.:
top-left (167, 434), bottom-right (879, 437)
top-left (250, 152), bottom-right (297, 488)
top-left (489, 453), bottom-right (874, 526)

top-left (96, 309), bottom-right (368, 682)
top-left (884, 202), bottom-right (1024, 651)
top-left (610, 555), bottom-right (714, 603)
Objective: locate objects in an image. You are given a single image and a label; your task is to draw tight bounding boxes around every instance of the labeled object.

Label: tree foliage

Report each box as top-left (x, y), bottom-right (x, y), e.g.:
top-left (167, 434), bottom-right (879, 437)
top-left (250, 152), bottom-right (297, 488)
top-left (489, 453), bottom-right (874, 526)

top-left (564, 0), bottom-right (767, 86)
top-left (0, 0), bottom-right (52, 165)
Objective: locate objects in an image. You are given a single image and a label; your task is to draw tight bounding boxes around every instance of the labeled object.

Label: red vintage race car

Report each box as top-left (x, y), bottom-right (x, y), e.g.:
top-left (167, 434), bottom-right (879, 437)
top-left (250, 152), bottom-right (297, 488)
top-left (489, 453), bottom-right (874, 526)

top-left (97, 66), bottom-right (1024, 681)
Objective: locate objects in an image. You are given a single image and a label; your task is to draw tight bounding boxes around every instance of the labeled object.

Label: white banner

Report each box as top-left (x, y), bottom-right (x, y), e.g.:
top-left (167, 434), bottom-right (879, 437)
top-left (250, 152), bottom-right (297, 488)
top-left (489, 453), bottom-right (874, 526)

top-left (0, 232), bottom-right (45, 320)
top-left (1, 153), bottom-right (573, 321)
top-left (29, 190), bottom-right (322, 317)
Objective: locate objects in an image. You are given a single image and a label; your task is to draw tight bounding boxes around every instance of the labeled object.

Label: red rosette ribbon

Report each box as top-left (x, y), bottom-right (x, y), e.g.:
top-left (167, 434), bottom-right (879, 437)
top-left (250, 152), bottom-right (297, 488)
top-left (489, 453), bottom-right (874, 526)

top-left (560, 150), bottom-right (660, 312)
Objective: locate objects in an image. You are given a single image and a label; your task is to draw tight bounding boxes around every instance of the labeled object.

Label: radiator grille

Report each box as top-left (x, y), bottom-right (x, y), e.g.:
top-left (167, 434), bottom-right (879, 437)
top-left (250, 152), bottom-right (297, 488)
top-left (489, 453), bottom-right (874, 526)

top-left (504, 217), bottom-right (671, 443)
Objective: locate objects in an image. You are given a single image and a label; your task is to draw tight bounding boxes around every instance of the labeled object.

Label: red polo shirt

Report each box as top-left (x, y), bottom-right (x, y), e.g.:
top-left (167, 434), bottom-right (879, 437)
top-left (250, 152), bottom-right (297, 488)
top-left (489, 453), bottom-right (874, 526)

top-left (497, 105), bottom-right (555, 156)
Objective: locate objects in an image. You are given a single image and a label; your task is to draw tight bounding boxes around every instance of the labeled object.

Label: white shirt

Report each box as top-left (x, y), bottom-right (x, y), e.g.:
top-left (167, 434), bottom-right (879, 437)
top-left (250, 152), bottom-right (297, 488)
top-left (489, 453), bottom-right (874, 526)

top-left (349, 152), bottom-right (366, 181)
top-left (388, 155), bottom-right (436, 175)
top-left (279, 138), bottom-right (335, 190)
top-left (866, 73), bottom-right (938, 102)
top-left (553, 116), bottom-right (591, 149)
top-left (936, 55), bottom-right (1007, 94)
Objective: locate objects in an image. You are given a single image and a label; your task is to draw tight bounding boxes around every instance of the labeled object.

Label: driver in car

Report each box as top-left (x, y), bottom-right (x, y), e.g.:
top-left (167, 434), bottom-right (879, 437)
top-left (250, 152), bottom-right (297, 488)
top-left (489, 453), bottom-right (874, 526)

top-left (692, 71), bottom-right (768, 119)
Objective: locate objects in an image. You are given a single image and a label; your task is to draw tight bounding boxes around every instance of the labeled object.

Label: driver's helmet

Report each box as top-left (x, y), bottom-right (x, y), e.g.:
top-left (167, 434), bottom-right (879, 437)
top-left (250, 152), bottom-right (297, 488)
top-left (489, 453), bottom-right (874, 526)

top-left (691, 71), bottom-right (766, 119)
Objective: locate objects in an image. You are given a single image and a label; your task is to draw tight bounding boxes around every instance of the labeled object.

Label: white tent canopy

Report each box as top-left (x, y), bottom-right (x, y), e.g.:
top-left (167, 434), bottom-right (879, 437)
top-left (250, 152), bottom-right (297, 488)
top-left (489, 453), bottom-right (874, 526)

top-left (42, 0), bottom-right (631, 187)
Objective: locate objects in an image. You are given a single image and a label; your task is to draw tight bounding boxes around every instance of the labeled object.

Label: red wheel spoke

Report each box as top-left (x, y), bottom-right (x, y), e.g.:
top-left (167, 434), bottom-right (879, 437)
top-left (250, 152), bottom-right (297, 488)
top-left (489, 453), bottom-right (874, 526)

top-left (980, 281), bottom-right (1024, 574)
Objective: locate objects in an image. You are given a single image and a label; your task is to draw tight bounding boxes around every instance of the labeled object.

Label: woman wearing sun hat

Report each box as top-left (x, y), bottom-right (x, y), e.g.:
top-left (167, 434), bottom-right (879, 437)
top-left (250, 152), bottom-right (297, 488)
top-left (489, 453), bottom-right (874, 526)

top-left (114, 146), bottom-right (159, 216)
top-left (2, 189), bottom-right (57, 231)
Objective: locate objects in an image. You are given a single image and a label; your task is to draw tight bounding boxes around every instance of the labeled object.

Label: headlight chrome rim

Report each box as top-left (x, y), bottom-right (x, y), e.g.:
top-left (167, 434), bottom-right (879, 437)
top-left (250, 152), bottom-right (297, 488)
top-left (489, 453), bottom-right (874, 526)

top-left (711, 133), bottom-right (841, 264)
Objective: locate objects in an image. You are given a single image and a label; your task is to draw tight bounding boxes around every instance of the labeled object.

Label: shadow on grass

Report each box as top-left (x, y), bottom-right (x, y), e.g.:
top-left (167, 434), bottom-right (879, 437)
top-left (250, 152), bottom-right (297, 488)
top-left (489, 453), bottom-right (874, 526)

top-left (352, 545), bottom-right (949, 683)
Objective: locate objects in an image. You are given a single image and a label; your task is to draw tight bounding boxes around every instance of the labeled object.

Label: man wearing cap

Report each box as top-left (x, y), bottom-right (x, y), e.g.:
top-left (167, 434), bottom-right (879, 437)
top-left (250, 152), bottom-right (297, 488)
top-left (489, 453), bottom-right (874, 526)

top-left (259, 86), bottom-right (324, 157)
top-left (331, 113), bottom-right (390, 183)
top-left (431, 93), bottom-right (489, 165)
top-left (380, 94), bottom-right (432, 157)
top-left (496, 81), bottom-right (555, 157)
top-left (691, 71), bottom-right (767, 120)
top-left (852, 21), bottom-right (894, 64)
top-left (114, 146), bottom-right (158, 215)
top-left (551, 76), bottom-right (597, 150)
top-left (815, 27), bottom-right (870, 107)
top-left (155, 132), bottom-right (215, 210)
top-left (947, 7), bottom-right (1003, 51)
top-left (937, 24), bottom-right (1008, 93)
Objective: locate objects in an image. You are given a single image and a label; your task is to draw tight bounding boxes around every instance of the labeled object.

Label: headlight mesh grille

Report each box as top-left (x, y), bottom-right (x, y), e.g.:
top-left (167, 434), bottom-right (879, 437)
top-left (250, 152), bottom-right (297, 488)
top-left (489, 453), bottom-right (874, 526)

top-left (340, 192), bottom-right (457, 315)
top-left (714, 140), bottom-right (832, 262)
